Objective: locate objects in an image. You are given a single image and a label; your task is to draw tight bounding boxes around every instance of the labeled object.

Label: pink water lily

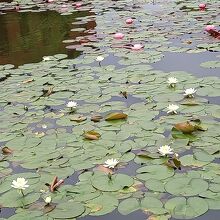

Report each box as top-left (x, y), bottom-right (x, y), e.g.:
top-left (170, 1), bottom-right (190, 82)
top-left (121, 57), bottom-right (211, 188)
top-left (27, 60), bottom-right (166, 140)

top-left (114, 33), bottom-right (124, 40)
top-left (75, 2), bottom-right (82, 8)
top-left (126, 18), bottom-right (134, 24)
top-left (131, 44), bottom-right (144, 50)
top-left (47, 0), bottom-right (54, 3)
top-left (199, 3), bottom-right (206, 10)
top-left (205, 25), bottom-right (216, 32)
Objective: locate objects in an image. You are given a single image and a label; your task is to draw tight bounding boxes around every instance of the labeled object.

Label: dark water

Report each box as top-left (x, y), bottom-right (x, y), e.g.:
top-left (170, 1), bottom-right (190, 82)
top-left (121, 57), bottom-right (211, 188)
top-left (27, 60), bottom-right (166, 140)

top-left (0, 10), bottom-right (95, 66)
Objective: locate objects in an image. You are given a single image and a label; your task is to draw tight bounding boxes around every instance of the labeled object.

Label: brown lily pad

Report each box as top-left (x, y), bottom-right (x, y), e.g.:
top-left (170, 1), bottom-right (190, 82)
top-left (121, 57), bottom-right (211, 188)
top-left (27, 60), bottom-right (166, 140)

top-left (105, 112), bottom-right (128, 121)
top-left (91, 114), bottom-right (103, 122)
top-left (174, 121), bottom-right (195, 134)
top-left (2, 146), bottom-right (13, 154)
top-left (83, 130), bottom-right (101, 140)
top-left (70, 115), bottom-right (87, 122)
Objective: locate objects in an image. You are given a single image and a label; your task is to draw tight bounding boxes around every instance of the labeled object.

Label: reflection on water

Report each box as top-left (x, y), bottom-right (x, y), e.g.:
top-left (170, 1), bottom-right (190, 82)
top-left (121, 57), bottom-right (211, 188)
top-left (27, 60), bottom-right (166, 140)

top-left (0, 10), bottom-right (96, 66)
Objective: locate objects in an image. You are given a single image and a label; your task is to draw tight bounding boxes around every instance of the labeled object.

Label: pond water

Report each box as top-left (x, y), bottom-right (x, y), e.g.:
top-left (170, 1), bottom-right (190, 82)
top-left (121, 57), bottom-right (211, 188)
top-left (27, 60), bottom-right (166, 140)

top-left (0, 0), bottom-right (220, 220)
top-left (0, 9), bottom-right (95, 66)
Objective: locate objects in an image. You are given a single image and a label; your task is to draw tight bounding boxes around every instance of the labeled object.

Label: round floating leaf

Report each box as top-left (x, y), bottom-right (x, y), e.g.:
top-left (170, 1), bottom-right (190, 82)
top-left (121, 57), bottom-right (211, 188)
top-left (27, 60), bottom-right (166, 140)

top-left (165, 197), bottom-right (208, 219)
top-left (118, 198), bottom-right (140, 215)
top-left (193, 149), bottom-right (215, 162)
top-left (165, 177), bottom-right (208, 196)
top-left (91, 173), bottom-right (134, 192)
top-left (136, 165), bottom-right (174, 181)
top-left (0, 191), bottom-right (40, 208)
top-left (87, 194), bottom-right (118, 216)
top-left (145, 179), bottom-right (165, 192)
top-left (179, 155), bottom-right (210, 167)
top-left (141, 197), bottom-right (167, 215)
top-left (49, 201), bottom-right (85, 219)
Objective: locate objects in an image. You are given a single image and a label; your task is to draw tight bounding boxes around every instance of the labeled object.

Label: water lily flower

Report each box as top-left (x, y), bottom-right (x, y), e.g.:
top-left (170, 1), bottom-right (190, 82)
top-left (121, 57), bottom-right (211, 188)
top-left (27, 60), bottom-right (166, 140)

top-left (66, 101), bottom-right (77, 109)
top-left (199, 3), bottom-right (206, 10)
top-left (114, 33), bottom-right (124, 40)
top-left (167, 104), bottom-right (179, 114)
top-left (174, 153), bottom-right (179, 158)
top-left (167, 77), bottom-right (178, 87)
top-left (131, 44), bottom-right (144, 50)
top-left (75, 2), bottom-right (82, 8)
top-left (47, 0), bottom-right (54, 3)
top-left (44, 196), bottom-right (52, 204)
top-left (126, 18), bottom-right (134, 24)
top-left (42, 124), bottom-right (47, 129)
top-left (205, 25), bottom-right (216, 32)
top-left (184, 88), bottom-right (197, 98)
top-left (96, 56), bottom-right (104, 62)
top-left (43, 56), bottom-right (51, 61)
top-left (11, 178), bottom-right (29, 190)
top-left (103, 158), bottom-right (119, 169)
top-left (158, 145), bottom-right (174, 156)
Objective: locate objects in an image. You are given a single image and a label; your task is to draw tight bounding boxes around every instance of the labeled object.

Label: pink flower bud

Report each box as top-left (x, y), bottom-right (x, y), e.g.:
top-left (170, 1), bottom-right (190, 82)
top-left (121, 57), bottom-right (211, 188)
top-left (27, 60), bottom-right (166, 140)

top-left (75, 2), bottom-right (82, 8)
top-left (126, 18), bottom-right (134, 24)
top-left (199, 3), bottom-right (206, 10)
top-left (205, 25), bottom-right (216, 32)
top-left (131, 44), bottom-right (144, 50)
top-left (114, 33), bottom-right (125, 40)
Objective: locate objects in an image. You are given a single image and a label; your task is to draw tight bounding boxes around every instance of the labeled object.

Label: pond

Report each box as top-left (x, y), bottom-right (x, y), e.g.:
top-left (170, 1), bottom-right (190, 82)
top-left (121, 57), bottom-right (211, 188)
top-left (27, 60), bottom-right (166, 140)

top-left (0, 0), bottom-right (219, 220)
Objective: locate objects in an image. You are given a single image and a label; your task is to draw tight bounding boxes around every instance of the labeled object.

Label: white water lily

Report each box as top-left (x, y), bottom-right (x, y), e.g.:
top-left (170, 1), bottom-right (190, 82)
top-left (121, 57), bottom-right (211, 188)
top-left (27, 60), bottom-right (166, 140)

top-left (167, 104), bottom-right (179, 114)
top-left (167, 77), bottom-right (178, 87)
top-left (11, 178), bottom-right (29, 190)
top-left (43, 56), bottom-right (51, 62)
top-left (42, 124), bottom-right (47, 129)
top-left (103, 158), bottom-right (119, 169)
top-left (66, 101), bottom-right (78, 108)
top-left (158, 145), bottom-right (174, 156)
top-left (96, 56), bottom-right (104, 62)
top-left (44, 196), bottom-right (52, 204)
top-left (184, 88), bottom-right (197, 98)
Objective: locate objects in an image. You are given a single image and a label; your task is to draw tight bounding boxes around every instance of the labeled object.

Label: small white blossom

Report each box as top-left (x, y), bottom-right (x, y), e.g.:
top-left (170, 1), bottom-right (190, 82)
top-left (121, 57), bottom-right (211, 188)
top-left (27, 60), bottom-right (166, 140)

top-left (174, 153), bottom-right (179, 158)
top-left (167, 77), bottom-right (178, 87)
top-left (167, 104), bottom-right (179, 114)
top-left (44, 196), bottom-right (52, 204)
top-left (66, 101), bottom-right (78, 108)
top-left (184, 88), bottom-right (197, 98)
top-left (103, 158), bottom-right (119, 169)
top-left (43, 56), bottom-right (51, 62)
top-left (11, 178), bottom-right (29, 190)
top-left (42, 124), bottom-right (47, 129)
top-left (158, 145), bottom-right (174, 156)
top-left (96, 56), bottom-right (104, 62)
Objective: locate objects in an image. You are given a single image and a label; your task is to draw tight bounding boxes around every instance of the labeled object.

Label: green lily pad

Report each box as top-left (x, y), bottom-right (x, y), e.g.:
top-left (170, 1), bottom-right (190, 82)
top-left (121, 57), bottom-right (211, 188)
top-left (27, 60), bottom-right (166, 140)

top-left (165, 177), bottom-right (208, 196)
top-left (49, 201), bottom-right (85, 219)
top-left (165, 197), bottom-right (208, 219)
top-left (91, 172), bottom-right (134, 192)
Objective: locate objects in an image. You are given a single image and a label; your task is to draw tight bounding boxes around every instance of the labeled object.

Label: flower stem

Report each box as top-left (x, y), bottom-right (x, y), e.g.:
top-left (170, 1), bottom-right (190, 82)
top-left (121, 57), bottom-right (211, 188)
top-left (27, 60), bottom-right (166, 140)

top-left (108, 172), bottom-right (112, 180)
top-left (20, 189), bottom-right (25, 197)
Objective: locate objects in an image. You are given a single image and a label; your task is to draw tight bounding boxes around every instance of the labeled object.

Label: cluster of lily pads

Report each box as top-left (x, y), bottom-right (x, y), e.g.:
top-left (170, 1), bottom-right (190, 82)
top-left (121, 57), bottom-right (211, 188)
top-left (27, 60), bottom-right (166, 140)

top-left (0, 0), bottom-right (220, 220)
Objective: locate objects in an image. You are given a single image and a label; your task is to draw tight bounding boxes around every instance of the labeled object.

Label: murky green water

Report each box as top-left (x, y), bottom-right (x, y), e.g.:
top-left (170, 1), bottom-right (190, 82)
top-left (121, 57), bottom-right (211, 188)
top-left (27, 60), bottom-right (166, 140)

top-left (0, 10), bottom-right (94, 66)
